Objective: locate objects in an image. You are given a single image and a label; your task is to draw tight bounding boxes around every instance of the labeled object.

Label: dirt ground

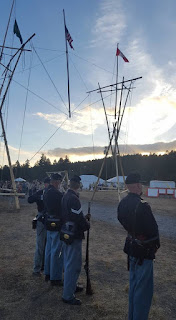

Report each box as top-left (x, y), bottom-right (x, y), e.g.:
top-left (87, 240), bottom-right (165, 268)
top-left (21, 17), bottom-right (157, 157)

top-left (80, 188), bottom-right (176, 217)
top-left (0, 191), bottom-right (176, 320)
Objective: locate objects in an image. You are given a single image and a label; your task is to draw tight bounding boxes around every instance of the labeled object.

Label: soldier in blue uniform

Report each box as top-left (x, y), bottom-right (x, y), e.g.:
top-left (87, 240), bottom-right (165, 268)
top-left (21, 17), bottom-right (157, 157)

top-left (118, 173), bottom-right (160, 320)
top-left (61, 175), bottom-right (90, 305)
top-left (44, 173), bottom-right (64, 286)
top-left (28, 177), bottom-right (50, 276)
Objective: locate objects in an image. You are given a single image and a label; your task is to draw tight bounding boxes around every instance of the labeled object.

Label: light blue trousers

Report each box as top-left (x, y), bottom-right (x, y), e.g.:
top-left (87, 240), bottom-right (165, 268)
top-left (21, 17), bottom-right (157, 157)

top-left (44, 230), bottom-right (64, 280)
top-left (128, 257), bottom-right (153, 320)
top-left (62, 239), bottom-right (82, 301)
top-left (33, 218), bottom-right (46, 273)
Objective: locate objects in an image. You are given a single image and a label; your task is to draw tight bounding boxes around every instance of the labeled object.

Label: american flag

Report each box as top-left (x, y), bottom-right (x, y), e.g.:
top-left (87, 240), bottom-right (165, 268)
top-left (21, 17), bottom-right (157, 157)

top-left (65, 26), bottom-right (74, 49)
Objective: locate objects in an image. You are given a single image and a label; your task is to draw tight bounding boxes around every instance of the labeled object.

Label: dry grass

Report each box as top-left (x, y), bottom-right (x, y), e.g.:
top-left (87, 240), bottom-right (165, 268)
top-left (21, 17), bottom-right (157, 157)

top-left (0, 194), bottom-right (176, 320)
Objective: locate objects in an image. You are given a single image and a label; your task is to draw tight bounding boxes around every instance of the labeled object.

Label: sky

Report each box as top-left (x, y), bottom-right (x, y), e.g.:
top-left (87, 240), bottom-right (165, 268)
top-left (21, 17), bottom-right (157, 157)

top-left (0, 0), bottom-right (176, 167)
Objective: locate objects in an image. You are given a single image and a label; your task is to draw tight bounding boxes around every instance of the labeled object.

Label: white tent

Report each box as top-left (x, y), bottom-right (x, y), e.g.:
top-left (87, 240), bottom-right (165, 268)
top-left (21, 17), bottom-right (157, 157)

top-left (15, 177), bottom-right (26, 182)
top-left (150, 180), bottom-right (175, 188)
top-left (107, 176), bottom-right (126, 185)
top-left (80, 175), bottom-right (104, 189)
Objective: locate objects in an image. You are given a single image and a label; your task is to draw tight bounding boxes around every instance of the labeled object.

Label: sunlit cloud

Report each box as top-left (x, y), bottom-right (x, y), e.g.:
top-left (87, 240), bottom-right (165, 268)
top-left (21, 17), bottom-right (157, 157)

top-left (121, 96), bottom-right (176, 145)
top-left (35, 106), bottom-right (106, 135)
top-left (47, 146), bottom-right (105, 163)
top-left (46, 140), bottom-right (176, 163)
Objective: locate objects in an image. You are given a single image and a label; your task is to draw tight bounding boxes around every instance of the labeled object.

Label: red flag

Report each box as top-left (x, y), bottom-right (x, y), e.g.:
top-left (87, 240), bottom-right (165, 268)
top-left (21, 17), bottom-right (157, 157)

top-left (116, 48), bottom-right (129, 62)
top-left (65, 26), bottom-right (74, 49)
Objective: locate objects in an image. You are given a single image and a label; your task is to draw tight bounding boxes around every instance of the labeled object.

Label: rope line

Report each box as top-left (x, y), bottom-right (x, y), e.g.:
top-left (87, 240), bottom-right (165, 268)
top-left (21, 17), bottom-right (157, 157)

top-left (12, 79), bottom-right (68, 116)
top-left (71, 52), bottom-right (116, 76)
top-left (17, 48), bottom-right (33, 162)
top-left (72, 94), bottom-right (90, 114)
top-left (34, 47), bottom-right (65, 53)
top-left (16, 53), bottom-right (65, 75)
top-left (29, 117), bottom-right (68, 162)
top-left (32, 44), bottom-right (68, 111)
top-left (73, 91), bottom-right (116, 114)
top-left (69, 55), bottom-right (89, 91)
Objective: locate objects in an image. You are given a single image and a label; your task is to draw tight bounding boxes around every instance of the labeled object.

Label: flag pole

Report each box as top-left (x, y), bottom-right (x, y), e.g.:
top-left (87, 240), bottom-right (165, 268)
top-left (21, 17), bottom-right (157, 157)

top-left (114, 43), bottom-right (120, 200)
top-left (63, 9), bottom-right (71, 118)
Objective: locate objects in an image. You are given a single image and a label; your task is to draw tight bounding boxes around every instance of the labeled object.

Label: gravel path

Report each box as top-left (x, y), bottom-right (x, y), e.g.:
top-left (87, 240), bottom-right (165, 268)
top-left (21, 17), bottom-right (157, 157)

top-left (81, 200), bottom-right (176, 239)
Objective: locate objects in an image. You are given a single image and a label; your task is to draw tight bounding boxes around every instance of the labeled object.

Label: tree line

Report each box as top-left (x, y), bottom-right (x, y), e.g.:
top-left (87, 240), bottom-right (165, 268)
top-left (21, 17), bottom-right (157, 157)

top-left (0, 151), bottom-right (176, 183)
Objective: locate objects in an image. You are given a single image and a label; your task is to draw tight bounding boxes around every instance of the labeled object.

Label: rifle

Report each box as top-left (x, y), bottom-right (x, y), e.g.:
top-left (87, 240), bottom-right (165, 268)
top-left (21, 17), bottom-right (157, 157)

top-left (84, 201), bottom-right (93, 295)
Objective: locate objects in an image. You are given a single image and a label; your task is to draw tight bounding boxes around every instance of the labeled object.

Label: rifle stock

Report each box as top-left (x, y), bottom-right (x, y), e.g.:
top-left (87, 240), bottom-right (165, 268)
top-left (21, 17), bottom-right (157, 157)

top-left (84, 202), bottom-right (93, 295)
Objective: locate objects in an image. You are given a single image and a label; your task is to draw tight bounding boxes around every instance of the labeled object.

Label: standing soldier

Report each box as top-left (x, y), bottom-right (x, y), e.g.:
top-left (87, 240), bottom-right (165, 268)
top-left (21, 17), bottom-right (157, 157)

top-left (28, 177), bottom-right (50, 276)
top-left (117, 173), bottom-right (160, 320)
top-left (44, 173), bottom-right (64, 286)
top-left (61, 175), bottom-right (90, 305)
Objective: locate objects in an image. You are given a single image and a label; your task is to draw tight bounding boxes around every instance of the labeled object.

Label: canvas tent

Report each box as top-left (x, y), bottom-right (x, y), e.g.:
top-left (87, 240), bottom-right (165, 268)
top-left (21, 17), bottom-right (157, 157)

top-left (15, 177), bottom-right (26, 182)
top-left (147, 180), bottom-right (176, 198)
top-left (80, 175), bottom-right (104, 189)
top-left (150, 180), bottom-right (175, 188)
top-left (107, 176), bottom-right (126, 186)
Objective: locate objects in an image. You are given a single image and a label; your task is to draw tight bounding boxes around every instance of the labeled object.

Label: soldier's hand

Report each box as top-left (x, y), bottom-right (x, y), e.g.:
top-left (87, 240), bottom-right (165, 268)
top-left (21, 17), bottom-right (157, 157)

top-left (85, 213), bottom-right (91, 220)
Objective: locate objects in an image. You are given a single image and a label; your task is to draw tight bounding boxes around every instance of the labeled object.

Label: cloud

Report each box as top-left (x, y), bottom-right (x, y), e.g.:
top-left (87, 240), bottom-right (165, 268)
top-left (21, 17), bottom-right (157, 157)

top-left (156, 123), bottom-right (176, 142)
top-left (35, 106), bottom-right (106, 135)
top-left (47, 146), bottom-right (105, 161)
top-left (87, 0), bottom-right (176, 144)
top-left (0, 141), bottom-right (41, 166)
top-left (121, 96), bottom-right (176, 145)
top-left (1, 139), bottom-right (176, 168)
top-left (120, 140), bottom-right (176, 155)
top-left (91, 0), bottom-right (126, 48)
top-left (46, 140), bottom-right (176, 162)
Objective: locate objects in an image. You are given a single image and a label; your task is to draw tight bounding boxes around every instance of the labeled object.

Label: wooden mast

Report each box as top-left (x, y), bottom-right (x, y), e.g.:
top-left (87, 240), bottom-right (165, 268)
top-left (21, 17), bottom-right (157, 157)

top-left (0, 34), bottom-right (35, 209)
top-left (0, 0), bottom-right (15, 64)
top-left (63, 9), bottom-right (71, 118)
top-left (0, 114), bottom-right (20, 209)
top-left (114, 44), bottom-right (121, 201)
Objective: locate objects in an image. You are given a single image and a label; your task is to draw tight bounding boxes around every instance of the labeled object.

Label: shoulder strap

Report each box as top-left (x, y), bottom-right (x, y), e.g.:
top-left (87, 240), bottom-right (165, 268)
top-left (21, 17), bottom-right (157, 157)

top-left (132, 200), bottom-right (141, 239)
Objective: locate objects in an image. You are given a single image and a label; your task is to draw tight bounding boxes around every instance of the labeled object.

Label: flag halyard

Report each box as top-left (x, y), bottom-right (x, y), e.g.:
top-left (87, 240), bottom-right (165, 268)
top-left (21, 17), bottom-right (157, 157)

top-left (65, 26), bottom-right (74, 49)
top-left (116, 47), bottom-right (129, 62)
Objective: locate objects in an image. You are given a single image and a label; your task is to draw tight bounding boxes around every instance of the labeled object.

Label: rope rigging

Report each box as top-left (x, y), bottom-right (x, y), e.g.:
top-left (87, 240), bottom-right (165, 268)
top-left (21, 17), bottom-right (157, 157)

top-left (69, 55), bottom-right (89, 91)
top-left (73, 91), bottom-right (116, 114)
top-left (0, 4), bottom-right (140, 176)
top-left (28, 117), bottom-right (68, 162)
top-left (0, 53), bottom-right (65, 81)
top-left (31, 43), bottom-right (68, 112)
top-left (12, 78), bottom-right (68, 116)
top-left (89, 94), bottom-right (95, 160)
top-left (17, 45), bottom-right (33, 163)
top-left (71, 52), bottom-right (117, 77)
